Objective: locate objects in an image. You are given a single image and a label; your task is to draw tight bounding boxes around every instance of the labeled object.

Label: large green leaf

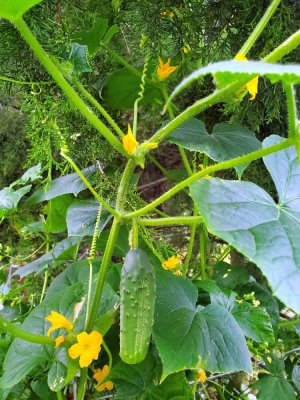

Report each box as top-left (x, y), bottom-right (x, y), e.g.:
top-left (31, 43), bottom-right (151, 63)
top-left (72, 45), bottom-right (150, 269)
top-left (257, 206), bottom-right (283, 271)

top-left (44, 194), bottom-right (74, 234)
top-left (68, 43), bottom-right (92, 74)
top-left (292, 365), bottom-right (300, 391)
top-left (99, 68), bottom-right (161, 110)
top-left (168, 61), bottom-right (300, 103)
top-left (254, 376), bottom-right (296, 400)
top-left (232, 303), bottom-right (274, 342)
top-left (153, 271), bottom-right (251, 380)
top-left (212, 261), bottom-right (250, 290)
top-left (169, 119), bottom-right (261, 177)
top-left (0, 0), bottom-right (43, 20)
top-left (0, 185), bottom-right (31, 218)
top-left (10, 164), bottom-right (42, 188)
top-left (66, 199), bottom-right (112, 236)
top-left (13, 237), bottom-right (81, 279)
top-left (190, 135), bottom-right (300, 313)
top-left (26, 166), bottom-right (96, 205)
top-left (73, 17), bottom-right (108, 55)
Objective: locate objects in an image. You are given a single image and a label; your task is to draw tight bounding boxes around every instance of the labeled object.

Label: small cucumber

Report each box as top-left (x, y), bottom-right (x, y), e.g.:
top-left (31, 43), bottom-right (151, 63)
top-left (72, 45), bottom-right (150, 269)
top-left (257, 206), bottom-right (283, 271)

top-left (120, 248), bottom-right (156, 364)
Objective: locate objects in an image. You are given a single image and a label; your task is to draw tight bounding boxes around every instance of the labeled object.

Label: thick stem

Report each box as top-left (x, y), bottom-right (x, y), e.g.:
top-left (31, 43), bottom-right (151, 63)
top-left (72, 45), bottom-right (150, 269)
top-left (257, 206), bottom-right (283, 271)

top-left (137, 216), bottom-right (202, 226)
top-left (182, 205), bottom-right (198, 274)
top-left (238, 0), bottom-right (281, 55)
top-left (285, 84), bottom-right (298, 139)
top-left (13, 18), bottom-right (126, 156)
top-left (0, 316), bottom-right (54, 346)
top-left (200, 225), bottom-right (207, 280)
top-left (264, 29), bottom-right (300, 63)
top-left (61, 151), bottom-right (119, 218)
top-left (77, 368), bottom-right (88, 400)
top-left (85, 218), bottom-right (120, 331)
top-left (123, 138), bottom-right (293, 219)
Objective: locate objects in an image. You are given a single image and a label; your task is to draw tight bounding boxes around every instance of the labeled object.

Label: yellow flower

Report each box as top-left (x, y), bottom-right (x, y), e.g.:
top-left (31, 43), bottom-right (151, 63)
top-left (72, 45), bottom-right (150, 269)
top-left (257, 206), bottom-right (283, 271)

top-left (234, 53), bottom-right (258, 100)
top-left (45, 311), bottom-right (73, 336)
top-left (157, 58), bottom-right (178, 81)
top-left (122, 124), bottom-right (138, 154)
top-left (55, 335), bottom-right (65, 348)
top-left (94, 365), bottom-right (114, 392)
top-left (252, 299), bottom-right (260, 307)
top-left (68, 331), bottom-right (102, 368)
top-left (198, 369), bottom-right (207, 382)
top-left (198, 163), bottom-right (212, 178)
top-left (174, 270), bottom-right (183, 276)
top-left (267, 356), bottom-right (272, 364)
top-left (264, 348), bottom-right (270, 354)
top-left (140, 142), bottom-right (158, 150)
top-left (161, 10), bottom-right (174, 17)
top-left (162, 255), bottom-right (180, 271)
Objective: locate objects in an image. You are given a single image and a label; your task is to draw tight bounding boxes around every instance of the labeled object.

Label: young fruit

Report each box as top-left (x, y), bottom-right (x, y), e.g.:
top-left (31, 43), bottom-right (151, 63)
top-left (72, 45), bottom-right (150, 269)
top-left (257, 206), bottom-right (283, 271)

top-left (120, 248), bottom-right (156, 364)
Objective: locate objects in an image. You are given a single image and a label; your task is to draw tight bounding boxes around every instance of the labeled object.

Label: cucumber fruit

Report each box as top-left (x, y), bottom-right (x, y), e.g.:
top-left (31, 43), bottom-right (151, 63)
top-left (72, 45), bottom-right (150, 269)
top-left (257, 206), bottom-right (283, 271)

top-left (120, 248), bottom-right (156, 364)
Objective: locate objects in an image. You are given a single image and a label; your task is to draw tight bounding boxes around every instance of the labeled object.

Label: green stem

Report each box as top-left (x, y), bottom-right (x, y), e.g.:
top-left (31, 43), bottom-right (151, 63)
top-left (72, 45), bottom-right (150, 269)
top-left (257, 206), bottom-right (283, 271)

top-left (285, 84), bottom-right (298, 139)
top-left (40, 240), bottom-right (50, 303)
top-left (123, 138), bottom-right (293, 220)
top-left (56, 391), bottom-right (64, 400)
top-left (13, 18), bottom-right (126, 156)
top-left (85, 258), bottom-right (94, 330)
top-left (85, 218), bottom-right (120, 331)
top-left (137, 216), bottom-right (202, 226)
top-left (77, 368), bottom-right (88, 400)
top-left (0, 316), bottom-right (54, 346)
top-left (200, 225), bottom-right (207, 280)
top-left (147, 154), bottom-right (169, 176)
top-left (131, 220), bottom-right (139, 248)
top-left (0, 75), bottom-right (53, 85)
top-left (238, 0), bottom-right (281, 55)
top-left (182, 213), bottom-right (197, 274)
top-left (101, 45), bottom-right (141, 78)
top-left (102, 339), bottom-right (113, 371)
top-left (73, 79), bottom-right (124, 138)
top-left (263, 29), bottom-right (300, 63)
top-left (60, 151), bottom-right (119, 218)
top-left (279, 318), bottom-right (300, 328)
top-left (116, 160), bottom-right (137, 211)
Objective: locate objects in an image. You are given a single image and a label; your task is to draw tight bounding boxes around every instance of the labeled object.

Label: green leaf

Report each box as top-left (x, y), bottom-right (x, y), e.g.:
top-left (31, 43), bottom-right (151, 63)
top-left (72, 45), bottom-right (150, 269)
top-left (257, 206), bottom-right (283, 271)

top-left (0, 0), bottom-right (43, 20)
top-left (73, 17), bottom-right (108, 55)
top-left (13, 237), bottom-right (81, 279)
top-left (238, 282), bottom-right (279, 330)
top-left (47, 359), bottom-right (66, 392)
top-left (254, 376), bottom-right (296, 400)
top-left (168, 61), bottom-right (300, 104)
top-left (190, 136), bottom-right (300, 313)
top-left (264, 354), bottom-right (285, 376)
top-left (102, 25), bottom-right (119, 45)
top-left (11, 164), bottom-right (42, 187)
top-left (31, 377), bottom-right (56, 400)
top-left (153, 271), bottom-right (251, 380)
top-left (0, 285), bottom-right (81, 390)
top-left (99, 68), bottom-right (161, 110)
top-left (66, 199), bottom-right (112, 237)
top-left (68, 43), bottom-right (92, 74)
top-left (27, 165), bottom-right (96, 205)
top-left (148, 372), bottom-right (194, 400)
top-left (292, 365), bottom-right (300, 391)
top-left (212, 261), bottom-right (250, 289)
top-left (0, 185), bottom-right (31, 218)
top-left (44, 194), bottom-right (74, 234)
top-left (232, 303), bottom-right (274, 342)
top-left (169, 119), bottom-right (261, 177)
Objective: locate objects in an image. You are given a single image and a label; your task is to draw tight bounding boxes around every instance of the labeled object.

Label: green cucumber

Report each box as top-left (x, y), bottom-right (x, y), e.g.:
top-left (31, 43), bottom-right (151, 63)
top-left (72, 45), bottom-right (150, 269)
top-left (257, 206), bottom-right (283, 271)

top-left (120, 248), bottom-right (156, 364)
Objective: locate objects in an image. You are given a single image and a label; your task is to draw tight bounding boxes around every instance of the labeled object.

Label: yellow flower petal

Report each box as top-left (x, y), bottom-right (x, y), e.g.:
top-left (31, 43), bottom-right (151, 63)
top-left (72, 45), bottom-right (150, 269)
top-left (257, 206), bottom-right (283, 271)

top-left (246, 76), bottom-right (259, 100)
top-left (122, 124), bottom-right (138, 154)
top-left (55, 336), bottom-right (65, 348)
top-left (174, 270), bottom-right (182, 276)
top-left (162, 255), bottom-right (180, 270)
top-left (198, 369), bottom-right (207, 382)
top-left (68, 331), bottom-right (102, 368)
top-left (96, 381), bottom-right (114, 392)
top-left (140, 142), bottom-right (158, 150)
top-left (267, 356), bottom-right (272, 364)
top-left (157, 58), bottom-right (178, 81)
top-left (234, 53), bottom-right (258, 100)
top-left (45, 311), bottom-right (73, 337)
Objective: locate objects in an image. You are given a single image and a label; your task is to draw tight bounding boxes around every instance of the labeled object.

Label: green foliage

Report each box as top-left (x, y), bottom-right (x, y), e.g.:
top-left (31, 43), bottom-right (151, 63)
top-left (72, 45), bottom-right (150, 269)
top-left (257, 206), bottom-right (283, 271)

top-left (1, 1), bottom-right (300, 399)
